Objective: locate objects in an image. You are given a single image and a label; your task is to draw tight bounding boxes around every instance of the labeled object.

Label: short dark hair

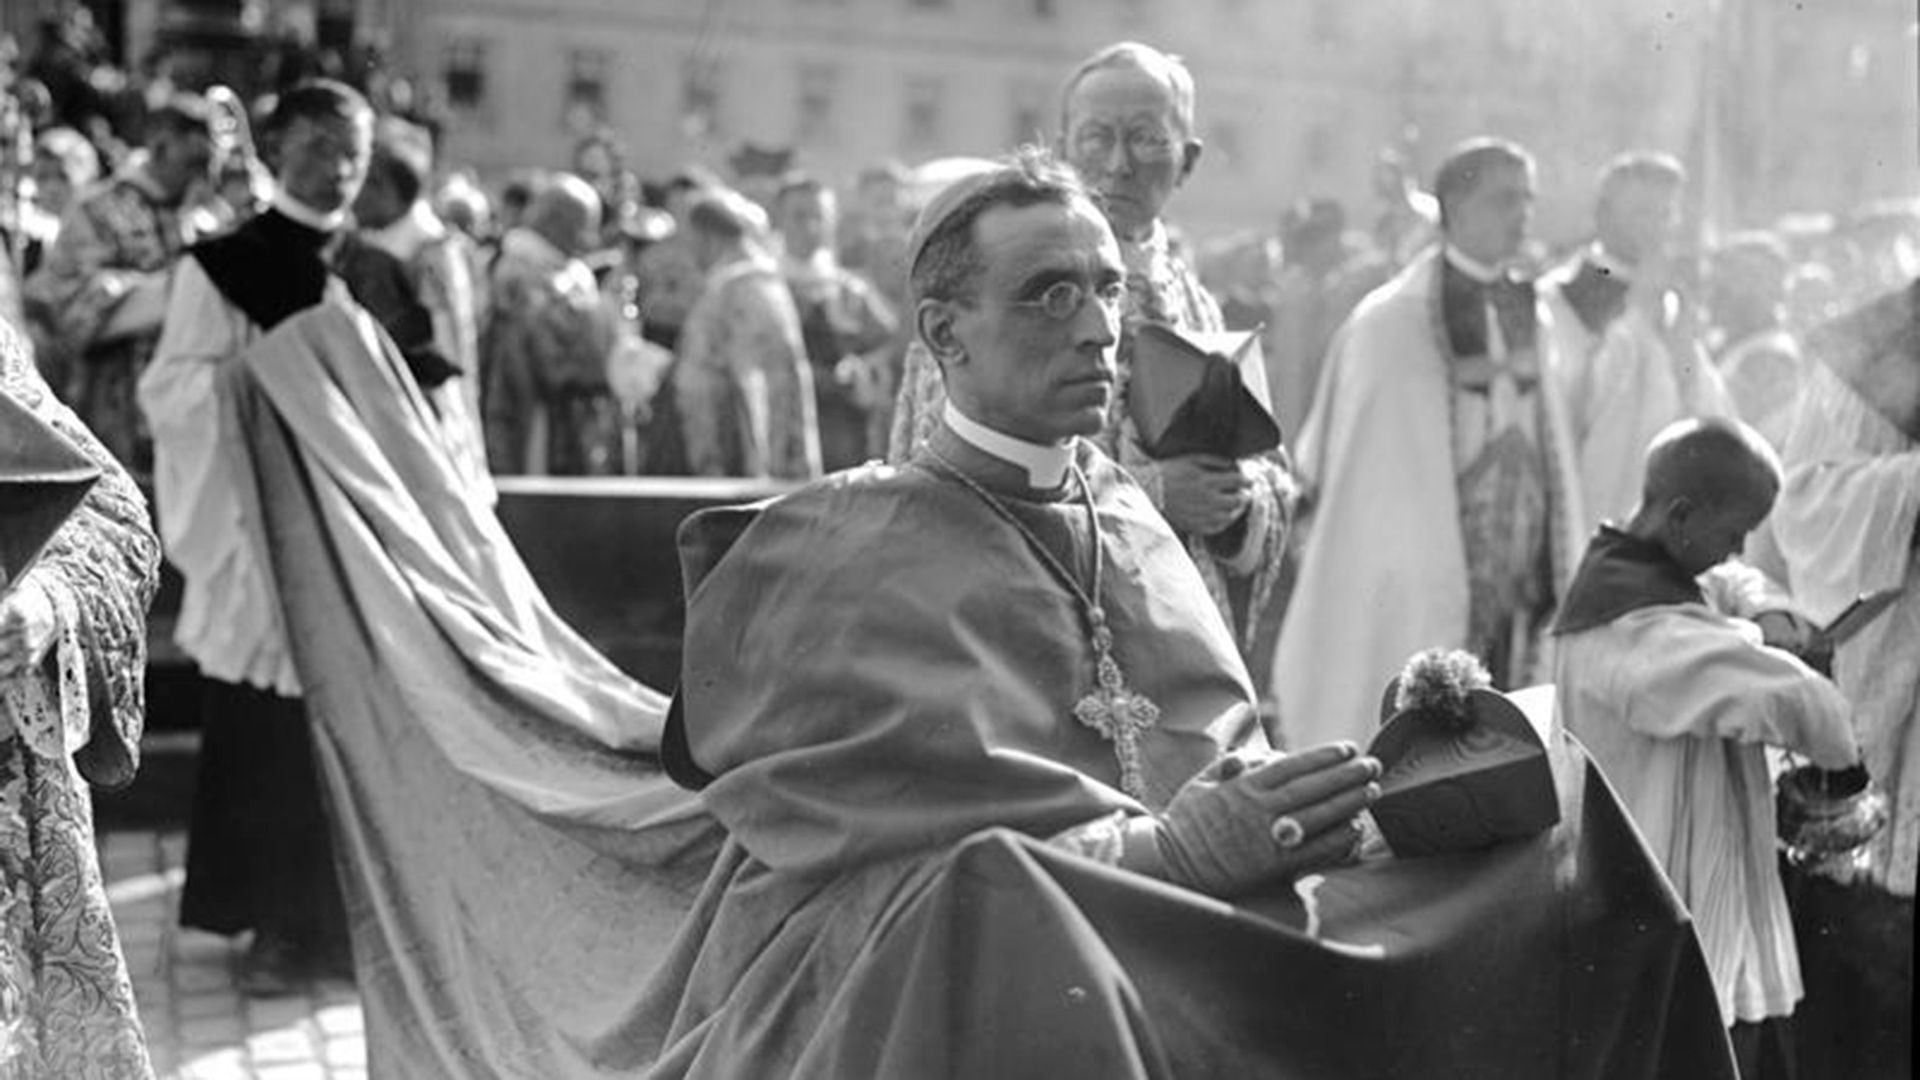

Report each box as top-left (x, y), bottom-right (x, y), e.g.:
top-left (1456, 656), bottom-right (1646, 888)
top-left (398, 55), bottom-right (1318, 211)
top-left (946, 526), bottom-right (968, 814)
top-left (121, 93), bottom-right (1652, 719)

top-left (261, 79), bottom-right (371, 139)
top-left (908, 148), bottom-right (1091, 305)
top-left (145, 93), bottom-right (218, 144)
top-left (369, 118), bottom-right (433, 207)
top-left (1432, 138), bottom-right (1533, 229)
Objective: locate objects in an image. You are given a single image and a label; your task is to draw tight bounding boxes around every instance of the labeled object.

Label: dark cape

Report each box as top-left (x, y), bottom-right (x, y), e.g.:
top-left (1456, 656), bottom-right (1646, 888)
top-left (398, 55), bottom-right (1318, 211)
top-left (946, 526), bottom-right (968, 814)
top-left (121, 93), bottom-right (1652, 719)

top-left (1552, 526), bottom-right (1704, 636)
top-left (1557, 256), bottom-right (1632, 337)
top-left (637, 425), bottom-right (1733, 1079)
top-left (192, 208), bottom-right (458, 387)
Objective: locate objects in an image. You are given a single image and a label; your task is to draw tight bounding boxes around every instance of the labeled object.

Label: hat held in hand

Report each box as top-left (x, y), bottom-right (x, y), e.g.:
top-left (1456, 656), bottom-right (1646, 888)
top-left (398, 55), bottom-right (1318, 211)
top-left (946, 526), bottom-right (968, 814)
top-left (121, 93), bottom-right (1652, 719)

top-left (1366, 649), bottom-right (1559, 858)
top-left (1127, 321), bottom-right (1283, 461)
top-left (1, 391), bottom-right (99, 597)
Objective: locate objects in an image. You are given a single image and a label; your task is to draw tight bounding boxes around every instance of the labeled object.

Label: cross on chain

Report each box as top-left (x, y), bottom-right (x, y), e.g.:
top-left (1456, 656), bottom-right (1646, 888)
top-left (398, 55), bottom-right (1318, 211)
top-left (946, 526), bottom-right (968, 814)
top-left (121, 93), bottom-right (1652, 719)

top-left (1071, 616), bottom-right (1161, 801)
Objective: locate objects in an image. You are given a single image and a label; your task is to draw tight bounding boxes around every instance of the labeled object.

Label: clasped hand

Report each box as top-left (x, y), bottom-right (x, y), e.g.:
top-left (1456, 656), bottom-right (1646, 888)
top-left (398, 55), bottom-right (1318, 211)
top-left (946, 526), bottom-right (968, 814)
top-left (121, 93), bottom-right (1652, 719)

top-left (1157, 454), bottom-right (1252, 538)
top-left (1155, 742), bottom-right (1382, 898)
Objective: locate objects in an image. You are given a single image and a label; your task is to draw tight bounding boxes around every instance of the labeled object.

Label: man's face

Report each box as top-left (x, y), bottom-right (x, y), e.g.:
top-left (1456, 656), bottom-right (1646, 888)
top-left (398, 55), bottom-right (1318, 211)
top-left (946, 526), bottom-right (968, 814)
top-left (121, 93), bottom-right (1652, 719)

top-left (150, 129), bottom-right (217, 203)
top-left (1061, 66), bottom-right (1197, 242)
top-left (937, 197), bottom-right (1124, 444)
top-left (29, 155), bottom-right (74, 213)
top-left (1600, 178), bottom-right (1683, 267)
top-left (276, 112), bottom-right (373, 214)
top-left (1446, 160), bottom-right (1534, 266)
top-left (778, 190), bottom-right (834, 259)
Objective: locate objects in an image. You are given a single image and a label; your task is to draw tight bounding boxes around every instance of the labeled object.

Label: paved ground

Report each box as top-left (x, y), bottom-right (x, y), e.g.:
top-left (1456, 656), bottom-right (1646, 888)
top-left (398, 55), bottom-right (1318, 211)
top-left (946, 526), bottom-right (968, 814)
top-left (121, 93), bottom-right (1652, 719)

top-left (100, 828), bottom-right (366, 1080)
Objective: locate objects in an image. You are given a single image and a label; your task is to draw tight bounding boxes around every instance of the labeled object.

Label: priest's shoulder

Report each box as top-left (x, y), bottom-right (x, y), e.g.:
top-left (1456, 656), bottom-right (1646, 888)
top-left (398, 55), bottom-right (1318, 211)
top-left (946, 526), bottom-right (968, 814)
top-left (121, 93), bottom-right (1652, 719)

top-left (185, 211), bottom-right (278, 277)
top-left (743, 459), bottom-right (947, 538)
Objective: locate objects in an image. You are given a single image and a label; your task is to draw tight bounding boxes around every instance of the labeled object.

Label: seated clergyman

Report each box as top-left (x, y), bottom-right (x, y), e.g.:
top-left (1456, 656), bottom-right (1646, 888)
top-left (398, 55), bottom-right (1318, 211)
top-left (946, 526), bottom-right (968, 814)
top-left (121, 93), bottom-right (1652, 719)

top-left (632, 153), bottom-right (1737, 1079)
top-left (637, 151), bottom-right (1380, 1075)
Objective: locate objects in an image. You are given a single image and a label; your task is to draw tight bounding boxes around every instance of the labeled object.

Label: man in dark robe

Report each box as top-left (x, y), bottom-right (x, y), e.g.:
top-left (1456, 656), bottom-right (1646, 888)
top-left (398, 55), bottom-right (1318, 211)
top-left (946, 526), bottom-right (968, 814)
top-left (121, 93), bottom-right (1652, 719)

top-left (637, 152), bottom-right (1734, 1079)
top-left (137, 79), bottom-right (389, 992)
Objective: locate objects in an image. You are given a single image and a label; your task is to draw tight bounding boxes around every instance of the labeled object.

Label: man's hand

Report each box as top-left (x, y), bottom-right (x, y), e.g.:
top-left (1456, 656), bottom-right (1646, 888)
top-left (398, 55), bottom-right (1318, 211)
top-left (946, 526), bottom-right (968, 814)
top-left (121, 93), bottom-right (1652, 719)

top-left (1155, 743), bottom-right (1382, 898)
top-left (0, 580), bottom-right (60, 681)
top-left (1157, 454), bottom-right (1252, 537)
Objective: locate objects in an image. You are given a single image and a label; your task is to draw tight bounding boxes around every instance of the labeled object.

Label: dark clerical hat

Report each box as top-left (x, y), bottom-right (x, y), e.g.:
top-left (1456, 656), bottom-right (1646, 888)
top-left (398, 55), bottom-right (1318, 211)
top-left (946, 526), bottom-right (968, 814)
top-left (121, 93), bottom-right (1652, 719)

top-left (1366, 649), bottom-right (1560, 858)
top-left (1127, 322), bottom-right (1282, 461)
top-left (1, 391), bottom-right (99, 597)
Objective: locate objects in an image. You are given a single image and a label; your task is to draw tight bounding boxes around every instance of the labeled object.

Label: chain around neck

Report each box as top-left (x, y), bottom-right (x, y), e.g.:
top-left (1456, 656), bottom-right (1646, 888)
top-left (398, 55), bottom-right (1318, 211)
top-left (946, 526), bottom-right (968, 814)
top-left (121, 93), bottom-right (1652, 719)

top-left (921, 444), bottom-right (1105, 624)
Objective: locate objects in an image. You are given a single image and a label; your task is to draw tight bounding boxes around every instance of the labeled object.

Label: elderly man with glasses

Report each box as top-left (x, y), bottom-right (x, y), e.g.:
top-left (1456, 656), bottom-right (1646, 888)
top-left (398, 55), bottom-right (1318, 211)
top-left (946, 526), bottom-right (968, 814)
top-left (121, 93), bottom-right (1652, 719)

top-left (890, 41), bottom-right (1298, 701)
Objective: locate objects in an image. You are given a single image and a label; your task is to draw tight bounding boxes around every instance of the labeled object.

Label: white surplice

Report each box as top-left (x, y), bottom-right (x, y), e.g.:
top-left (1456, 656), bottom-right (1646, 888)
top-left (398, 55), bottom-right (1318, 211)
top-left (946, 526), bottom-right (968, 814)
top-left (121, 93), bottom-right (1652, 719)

top-left (1770, 360), bottom-right (1920, 898)
top-left (1555, 588), bottom-right (1856, 1025)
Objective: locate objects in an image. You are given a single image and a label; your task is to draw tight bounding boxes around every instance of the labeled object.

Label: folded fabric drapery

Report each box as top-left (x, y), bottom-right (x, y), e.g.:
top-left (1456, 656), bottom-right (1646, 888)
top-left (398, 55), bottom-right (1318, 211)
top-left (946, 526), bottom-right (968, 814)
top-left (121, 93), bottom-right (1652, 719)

top-left (220, 303), bottom-right (716, 1078)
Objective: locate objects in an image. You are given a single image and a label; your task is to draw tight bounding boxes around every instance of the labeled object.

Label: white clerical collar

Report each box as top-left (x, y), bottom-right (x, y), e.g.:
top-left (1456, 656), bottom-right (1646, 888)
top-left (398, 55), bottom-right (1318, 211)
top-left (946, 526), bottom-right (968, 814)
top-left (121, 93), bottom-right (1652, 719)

top-left (944, 402), bottom-right (1072, 489)
top-left (272, 188), bottom-right (349, 232)
top-left (1587, 243), bottom-right (1637, 282)
top-left (1443, 245), bottom-right (1505, 284)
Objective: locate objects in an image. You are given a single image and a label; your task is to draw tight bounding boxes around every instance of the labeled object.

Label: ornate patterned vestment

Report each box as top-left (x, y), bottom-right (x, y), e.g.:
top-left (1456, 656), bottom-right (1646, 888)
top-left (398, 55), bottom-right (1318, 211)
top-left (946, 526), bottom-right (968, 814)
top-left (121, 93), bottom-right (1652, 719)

top-left (0, 318), bottom-right (160, 1079)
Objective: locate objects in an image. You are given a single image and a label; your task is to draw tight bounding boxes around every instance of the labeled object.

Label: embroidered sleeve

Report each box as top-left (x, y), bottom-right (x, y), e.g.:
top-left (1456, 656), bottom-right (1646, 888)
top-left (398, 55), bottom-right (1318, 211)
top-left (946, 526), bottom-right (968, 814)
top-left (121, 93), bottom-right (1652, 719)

top-left (1, 321), bottom-right (160, 788)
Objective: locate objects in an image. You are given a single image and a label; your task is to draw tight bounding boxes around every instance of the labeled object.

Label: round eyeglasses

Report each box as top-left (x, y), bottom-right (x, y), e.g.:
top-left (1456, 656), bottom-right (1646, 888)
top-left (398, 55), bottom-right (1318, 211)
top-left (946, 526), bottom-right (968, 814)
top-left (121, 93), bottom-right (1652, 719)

top-left (1011, 279), bottom-right (1128, 321)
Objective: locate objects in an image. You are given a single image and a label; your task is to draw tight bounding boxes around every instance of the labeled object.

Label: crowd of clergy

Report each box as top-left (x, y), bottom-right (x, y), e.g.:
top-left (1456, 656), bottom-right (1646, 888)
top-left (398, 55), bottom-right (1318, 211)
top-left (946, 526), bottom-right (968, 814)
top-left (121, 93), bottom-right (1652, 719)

top-left (0, 19), bottom-right (1915, 1080)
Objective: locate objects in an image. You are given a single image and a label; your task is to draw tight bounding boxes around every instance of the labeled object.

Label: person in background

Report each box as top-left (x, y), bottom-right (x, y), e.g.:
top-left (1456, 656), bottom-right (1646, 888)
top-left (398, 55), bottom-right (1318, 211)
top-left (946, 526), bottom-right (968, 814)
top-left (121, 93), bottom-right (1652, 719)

top-left (1275, 137), bottom-right (1584, 750)
top-left (138, 79), bottom-right (376, 993)
top-left (481, 172), bottom-right (637, 476)
top-left (1708, 233), bottom-right (1804, 451)
top-left (25, 94), bottom-right (221, 475)
top-left (1543, 152), bottom-right (1735, 533)
top-left (353, 117), bottom-right (490, 494)
top-left (773, 174), bottom-right (897, 470)
top-left (671, 187), bottom-right (819, 479)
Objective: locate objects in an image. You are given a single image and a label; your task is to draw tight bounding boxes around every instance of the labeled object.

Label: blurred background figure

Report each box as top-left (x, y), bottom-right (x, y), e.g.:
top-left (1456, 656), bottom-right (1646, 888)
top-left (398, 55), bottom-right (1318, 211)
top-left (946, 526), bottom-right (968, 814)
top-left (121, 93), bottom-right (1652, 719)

top-left (24, 92), bottom-right (221, 477)
top-left (670, 186), bottom-right (819, 480)
top-left (1266, 196), bottom-right (1389, 440)
top-left (773, 173), bottom-right (895, 470)
top-left (1707, 232), bottom-right (1803, 450)
top-left (1370, 147), bottom-right (1439, 269)
top-left (481, 171), bottom-right (635, 476)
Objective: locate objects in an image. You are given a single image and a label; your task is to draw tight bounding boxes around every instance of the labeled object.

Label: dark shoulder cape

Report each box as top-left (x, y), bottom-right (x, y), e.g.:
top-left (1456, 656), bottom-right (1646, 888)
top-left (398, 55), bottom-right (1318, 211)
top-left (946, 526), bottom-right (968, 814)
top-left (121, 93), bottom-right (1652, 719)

top-left (1441, 257), bottom-right (1538, 358)
top-left (1551, 526), bottom-right (1704, 636)
top-left (192, 209), bottom-right (457, 387)
top-left (1557, 256), bottom-right (1631, 337)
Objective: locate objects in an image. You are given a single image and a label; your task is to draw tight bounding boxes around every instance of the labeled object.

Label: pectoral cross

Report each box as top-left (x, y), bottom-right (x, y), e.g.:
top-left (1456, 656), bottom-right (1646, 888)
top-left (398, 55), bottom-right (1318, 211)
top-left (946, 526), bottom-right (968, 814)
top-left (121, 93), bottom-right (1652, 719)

top-left (1072, 617), bottom-right (1162, 801)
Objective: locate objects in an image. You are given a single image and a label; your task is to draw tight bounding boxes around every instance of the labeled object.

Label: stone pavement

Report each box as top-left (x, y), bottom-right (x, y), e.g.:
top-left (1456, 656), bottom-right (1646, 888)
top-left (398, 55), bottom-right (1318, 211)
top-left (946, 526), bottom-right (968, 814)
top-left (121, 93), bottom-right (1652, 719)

top-left (100, 828), bottom-right (366, 1080)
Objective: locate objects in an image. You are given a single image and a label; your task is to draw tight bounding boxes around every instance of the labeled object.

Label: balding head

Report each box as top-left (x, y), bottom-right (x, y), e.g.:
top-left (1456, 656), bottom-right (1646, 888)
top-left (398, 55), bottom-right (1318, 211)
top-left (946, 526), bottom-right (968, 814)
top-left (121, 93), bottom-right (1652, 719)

top-left (527, 172), bottom-right (602, 258)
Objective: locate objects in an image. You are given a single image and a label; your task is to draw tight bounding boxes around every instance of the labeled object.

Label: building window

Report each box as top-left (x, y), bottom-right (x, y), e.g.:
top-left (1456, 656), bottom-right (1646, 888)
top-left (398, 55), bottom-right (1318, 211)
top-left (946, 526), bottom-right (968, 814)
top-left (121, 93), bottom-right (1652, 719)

top-left (564, 48), bottom-right (611, 128)
top-left (903, 76), bottom-right (944, 150)
top-left (682, 57), bottom-right (723, 138)
top-left (443, 39), bottom-right (487, 111)
top-left (796, 62), bottom-right (838, 144)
